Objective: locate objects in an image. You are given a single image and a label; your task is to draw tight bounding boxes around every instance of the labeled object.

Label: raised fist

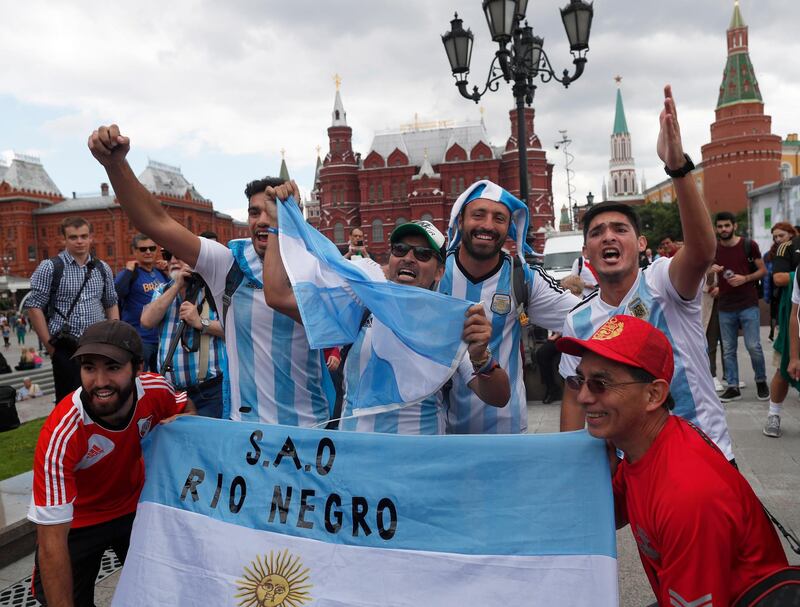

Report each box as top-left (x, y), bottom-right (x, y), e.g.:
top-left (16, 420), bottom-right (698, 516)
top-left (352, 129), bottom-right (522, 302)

top-left (88, 124), bottom-right (131, 167)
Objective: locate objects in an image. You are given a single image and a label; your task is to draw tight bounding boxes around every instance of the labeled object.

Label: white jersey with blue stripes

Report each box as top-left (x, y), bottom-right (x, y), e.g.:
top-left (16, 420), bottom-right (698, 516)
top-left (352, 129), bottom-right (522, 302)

top-left (558, 256), bottom-right (734, 460)
top-left (340, 317), bottom-right (475, 434)
top-left (194, 237), bottom-right (330, 427)
top-left (439, 251), bottom-right (579, 434)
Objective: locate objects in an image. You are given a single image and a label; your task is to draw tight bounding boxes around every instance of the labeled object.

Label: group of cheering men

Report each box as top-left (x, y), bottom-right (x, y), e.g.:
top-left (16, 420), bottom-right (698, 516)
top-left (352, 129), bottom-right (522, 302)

top-left (25, 85), bottom-right (797, 606)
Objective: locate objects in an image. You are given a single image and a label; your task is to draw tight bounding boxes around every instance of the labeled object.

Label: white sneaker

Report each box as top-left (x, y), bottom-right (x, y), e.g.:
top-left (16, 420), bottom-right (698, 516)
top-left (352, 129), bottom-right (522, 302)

top-left (713, 377), bottom-right (724, 392)
top-left (723, 380), bottom-right (747, 389)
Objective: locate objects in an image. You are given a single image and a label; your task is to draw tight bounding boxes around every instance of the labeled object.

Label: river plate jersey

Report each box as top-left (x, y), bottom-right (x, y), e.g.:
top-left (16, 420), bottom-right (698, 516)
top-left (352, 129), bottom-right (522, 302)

top-left (559, 257), bottom-right (734, 460)
top-left (195, 237), bottom-right (330, 427)
top-left (340, 318), bottom-right (476, 434)
top-left (439, 252), bottom-right (578, 434)
top-left (28, 374), bottom-right (186, 528)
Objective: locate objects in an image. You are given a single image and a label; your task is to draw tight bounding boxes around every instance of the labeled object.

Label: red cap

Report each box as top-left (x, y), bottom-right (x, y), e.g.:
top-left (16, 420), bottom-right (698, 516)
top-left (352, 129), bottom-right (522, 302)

top-left (556, 315), bottom-right (674, 383)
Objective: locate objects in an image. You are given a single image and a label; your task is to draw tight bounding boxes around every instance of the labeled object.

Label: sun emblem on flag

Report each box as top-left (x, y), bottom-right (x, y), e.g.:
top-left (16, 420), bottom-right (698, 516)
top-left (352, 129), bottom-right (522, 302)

top-left (591, 317), bottom-right (624, 341)
top-left (235, 549), bottom-right (312, 607)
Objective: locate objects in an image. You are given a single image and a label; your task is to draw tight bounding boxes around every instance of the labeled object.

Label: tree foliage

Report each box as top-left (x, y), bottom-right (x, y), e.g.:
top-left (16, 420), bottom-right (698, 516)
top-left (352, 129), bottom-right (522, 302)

top-left (636, 202), bottom-right (683, 249)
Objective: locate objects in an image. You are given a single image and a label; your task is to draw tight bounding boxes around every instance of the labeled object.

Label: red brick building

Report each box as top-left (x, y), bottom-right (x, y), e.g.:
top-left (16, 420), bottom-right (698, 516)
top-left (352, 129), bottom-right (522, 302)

top-left (0, 156), bottom-right (248, 279)
top-left (700, 1), bottom-right (782, 215)
top-left (311, 89), bottom-right (556, 261)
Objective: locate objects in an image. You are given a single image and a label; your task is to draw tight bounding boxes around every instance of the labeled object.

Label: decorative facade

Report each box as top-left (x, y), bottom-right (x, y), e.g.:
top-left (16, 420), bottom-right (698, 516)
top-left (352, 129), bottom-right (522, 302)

top-left (0, 156), bottom-right (248, 278)
top-left (313, 88), bottom-right (556, 261)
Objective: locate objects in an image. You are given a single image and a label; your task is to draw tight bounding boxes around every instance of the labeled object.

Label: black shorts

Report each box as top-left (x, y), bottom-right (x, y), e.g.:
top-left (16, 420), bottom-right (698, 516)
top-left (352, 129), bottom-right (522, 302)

top-left (32, 512), bottom-right (135, 607)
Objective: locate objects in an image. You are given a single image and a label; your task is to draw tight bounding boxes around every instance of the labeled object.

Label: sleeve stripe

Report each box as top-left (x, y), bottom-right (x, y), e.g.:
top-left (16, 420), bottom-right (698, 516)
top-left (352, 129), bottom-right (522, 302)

top-left (43, 410), bottom-right (80, 507)
top-left (532, 266), bottom-right (565, 293)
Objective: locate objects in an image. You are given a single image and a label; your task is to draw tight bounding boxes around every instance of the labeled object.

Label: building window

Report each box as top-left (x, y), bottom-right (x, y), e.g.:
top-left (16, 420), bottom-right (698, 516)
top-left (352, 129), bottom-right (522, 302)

top-left (395, 216), bottom-right (408, 226)
top-left (377, 184), bottom-right (383, 200)
top-left (421, 213), bottom-right (433, 223)
top-left (458, 177), bottom-right (465, 193)
top-left (450, 177), bottom-right (457, 194)
top-left (107, 243), bottom-right (115, 257)
top-left (372, 219), bottom-right (384, 243)
top-left (369, 184), bottom-right (375, 202)
top-left (334, 222), bottom-right (345, 243)
top-left (764, 208), bottom-right (772, 230)
top-left (28, 245), bottom-right (36, 261)
top-left (392, 182), bottom-right (399, 200)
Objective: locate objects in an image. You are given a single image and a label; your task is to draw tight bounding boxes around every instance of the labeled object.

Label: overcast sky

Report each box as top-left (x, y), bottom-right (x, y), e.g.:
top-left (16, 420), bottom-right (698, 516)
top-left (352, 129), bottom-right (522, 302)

top-left (1, 0), bottom-right (798, 222)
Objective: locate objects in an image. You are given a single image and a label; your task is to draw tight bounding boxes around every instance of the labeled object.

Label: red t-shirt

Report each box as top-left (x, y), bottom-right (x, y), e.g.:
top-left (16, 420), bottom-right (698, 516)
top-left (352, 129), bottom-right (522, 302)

top-left (29, 373), bottom-right (187, 528)
top-left (613, 416), bottom-right (787, 606)
top-left (715, 238), bottom-right (761, 311)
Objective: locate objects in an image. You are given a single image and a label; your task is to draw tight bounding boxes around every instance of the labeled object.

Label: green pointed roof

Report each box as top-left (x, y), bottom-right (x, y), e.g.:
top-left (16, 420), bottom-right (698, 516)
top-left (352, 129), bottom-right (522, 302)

top-left (279, 157), bottom-right (290, 181)
top-left (717, 53), bottom-right (762, 107)
top-left (730, 0), bottom-right (745, 29)
top-left (613, 88), bottom-right (629, 135)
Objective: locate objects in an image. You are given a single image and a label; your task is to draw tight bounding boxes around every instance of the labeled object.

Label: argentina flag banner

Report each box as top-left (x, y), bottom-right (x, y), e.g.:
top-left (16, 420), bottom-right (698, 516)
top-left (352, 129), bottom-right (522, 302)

top-left (277, 197), bottom-right (471, 414)
top-left (112, 417), bottom-right (618, 606)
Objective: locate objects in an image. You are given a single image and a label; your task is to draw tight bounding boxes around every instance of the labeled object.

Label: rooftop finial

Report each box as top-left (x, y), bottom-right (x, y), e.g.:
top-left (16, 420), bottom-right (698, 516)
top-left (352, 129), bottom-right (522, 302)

top-left (614, 75), bottom-right (622, 85)
top-left (333, 73), bottom-right (342, 90)
top-left (280, 148), bottom-right (286, 159)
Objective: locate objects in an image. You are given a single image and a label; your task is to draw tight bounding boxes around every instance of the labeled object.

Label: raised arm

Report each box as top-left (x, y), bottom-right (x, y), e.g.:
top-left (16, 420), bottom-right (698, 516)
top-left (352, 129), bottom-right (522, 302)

top-left (463, 304), bottom-right (510, 406)
top-left (88, 125), bottom-right (200, 267)
top-left (261, 181), bottom-right (302, 324)
top-left (658, 85), bottom-right (717, 299)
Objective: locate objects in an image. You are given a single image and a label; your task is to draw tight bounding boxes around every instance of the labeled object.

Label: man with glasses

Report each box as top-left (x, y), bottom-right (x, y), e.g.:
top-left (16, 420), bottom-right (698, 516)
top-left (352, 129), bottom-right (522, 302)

top-left (557, 85), bottom-right (734, 462)
top-left (556, 314), bottom-right (787, 606)
top-left (261, 182), bottom-right (510, 434)
top-left (114, 234), bottom-right (168, 372)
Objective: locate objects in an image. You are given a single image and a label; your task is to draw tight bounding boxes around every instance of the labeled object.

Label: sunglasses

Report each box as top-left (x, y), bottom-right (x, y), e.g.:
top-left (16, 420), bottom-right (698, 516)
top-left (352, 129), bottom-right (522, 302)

top-left (137, 245), bottom-right (158, 253)
top-left (390, 242), bottom-right (440, 263)
top-left (161, 249), bottom-right (173, 261)
top-left (565, 375), bottom-right (651, 394)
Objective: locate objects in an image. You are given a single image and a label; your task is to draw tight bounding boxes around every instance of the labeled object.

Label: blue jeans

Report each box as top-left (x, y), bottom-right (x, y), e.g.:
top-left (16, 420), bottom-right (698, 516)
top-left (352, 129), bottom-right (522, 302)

top-left (185, 375), bottom-right (223, 418)
top-left (141, 341), bottom-right (159, 373)
top-left (718, 305), bottom-right (766, 385)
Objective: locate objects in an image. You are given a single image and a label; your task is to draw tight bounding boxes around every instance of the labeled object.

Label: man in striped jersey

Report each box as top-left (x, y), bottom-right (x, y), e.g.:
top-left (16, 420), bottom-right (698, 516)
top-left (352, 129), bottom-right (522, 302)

top-left (140, 254), bottom-right (226, 418)
top-left (88, 126), bottom-right (333, 426)
top-left (558, 85), bottom-right (734, 461)
top-left (440, 181), bottom-right (579, 434)
top-left (27, 320), bottom-right (193, 606)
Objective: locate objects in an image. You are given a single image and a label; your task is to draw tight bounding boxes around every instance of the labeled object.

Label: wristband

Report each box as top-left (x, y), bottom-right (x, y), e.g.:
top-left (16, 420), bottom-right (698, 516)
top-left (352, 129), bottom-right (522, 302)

top-left (474, 357), bottom-right (500, 377)
top-left (663, 153), bottom-right (695, 178)
top-left (266, 227), bottom-right (279, 235)
top-left (471, 347), bottom-right (491, 372)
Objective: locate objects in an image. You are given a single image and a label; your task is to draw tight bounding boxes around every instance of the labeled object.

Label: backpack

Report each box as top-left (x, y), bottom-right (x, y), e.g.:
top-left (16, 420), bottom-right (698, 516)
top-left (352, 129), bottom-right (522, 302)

top-left (114, 266), bottom-right (140, 314)
top-left (733, 566), bottom-right (800, 606)
top-left (742, 238), bottom-right (764, 299)
top-left (45, 255), bottom-right (110, 322)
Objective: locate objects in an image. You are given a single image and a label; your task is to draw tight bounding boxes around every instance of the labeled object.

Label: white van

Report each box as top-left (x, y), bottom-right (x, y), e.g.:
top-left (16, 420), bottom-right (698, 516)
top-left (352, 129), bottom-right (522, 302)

top-left (542, 231), bottom-right (584, 280)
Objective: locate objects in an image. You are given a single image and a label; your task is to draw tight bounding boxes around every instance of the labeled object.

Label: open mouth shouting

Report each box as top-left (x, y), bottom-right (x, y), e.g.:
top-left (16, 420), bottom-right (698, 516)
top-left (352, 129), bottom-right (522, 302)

top-left (395, 265), bottom-right (419, 284)
top-left (600, 247), bottom-right (621, 264)
top-left (254, 228), bottom-right (271, 246)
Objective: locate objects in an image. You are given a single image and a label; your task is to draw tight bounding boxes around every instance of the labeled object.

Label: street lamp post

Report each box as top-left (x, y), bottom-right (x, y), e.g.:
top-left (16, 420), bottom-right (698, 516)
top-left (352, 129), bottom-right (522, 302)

top-left (442, 0), bottom-right (594, 222)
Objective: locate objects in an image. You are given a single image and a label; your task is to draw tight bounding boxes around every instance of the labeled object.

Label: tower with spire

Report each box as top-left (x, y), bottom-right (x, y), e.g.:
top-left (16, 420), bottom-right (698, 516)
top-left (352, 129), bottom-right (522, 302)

top-left (607, 76), bottom-right (638, 200)
top-left (318, 75), bottom-right (361, 245)
top-left (700, 0), bottom-right (781, 214)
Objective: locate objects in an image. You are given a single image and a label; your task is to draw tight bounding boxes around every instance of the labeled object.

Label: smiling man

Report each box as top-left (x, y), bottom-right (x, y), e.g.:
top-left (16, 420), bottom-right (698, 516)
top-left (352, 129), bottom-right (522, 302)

top-left (88, 125), bottom-right (332, 427)
top-left (439, 180), bottom-right (578, 434)
top-left (28, 320), bottom-right (193, 607)
top-left (556, 315), bottom-right (788, 606)
top-left (557, 85), bottom-right (734, 462)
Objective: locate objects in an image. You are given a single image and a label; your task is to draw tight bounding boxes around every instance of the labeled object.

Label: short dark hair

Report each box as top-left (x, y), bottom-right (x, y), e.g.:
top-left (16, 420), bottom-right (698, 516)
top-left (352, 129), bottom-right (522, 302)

top-left (715, 211), bottom-right (736, 224)
top-left (581, 201), bottom-right (641, 240)
top-left (626, 364), bottom-right (674, 410)
top-left (131, 233), bottom-right (152, 249)
top-left (60, 216), bottom-right (91, 236)
top-left (198, 230), bottom-right (218, 240)
top-left (659, 234), bottom-right (675, 244)
top-left (244, 177), bottom-right (284, 200)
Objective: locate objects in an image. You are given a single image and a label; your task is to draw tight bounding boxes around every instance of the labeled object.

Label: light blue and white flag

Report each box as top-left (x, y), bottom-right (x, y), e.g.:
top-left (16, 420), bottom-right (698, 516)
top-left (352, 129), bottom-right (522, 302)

top-left (113, 417), bottom-right (618, 606)
top-left (277, 197), bottom-right (471, 414)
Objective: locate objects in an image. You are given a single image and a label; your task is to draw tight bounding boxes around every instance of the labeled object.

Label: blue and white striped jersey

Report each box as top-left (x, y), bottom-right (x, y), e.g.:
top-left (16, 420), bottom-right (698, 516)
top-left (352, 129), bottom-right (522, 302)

top-left (194, 238), bottom-right (330, 427)
top-left (340, 318), bottom-right (475, 434)
top-left (439, 252), bottom-right (579, 434)
top-left (558, 257), bottom-right (734, 460)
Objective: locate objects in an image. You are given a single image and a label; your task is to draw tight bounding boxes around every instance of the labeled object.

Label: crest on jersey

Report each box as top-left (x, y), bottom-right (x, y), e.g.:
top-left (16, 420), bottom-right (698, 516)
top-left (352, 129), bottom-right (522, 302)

top-left (138, 415), bottom-right (154, 438)
top-left (491, 293), bottom-right (512, 315)
top-left (627, 296), bottom-right (649, 320)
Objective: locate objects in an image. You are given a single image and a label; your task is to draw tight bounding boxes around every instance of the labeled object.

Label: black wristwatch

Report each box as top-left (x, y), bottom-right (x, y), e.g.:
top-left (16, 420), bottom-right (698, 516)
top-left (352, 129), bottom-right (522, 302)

top-left (664, 153), bottom-right (695, 179)
top-left (200, 318), bottom-right (210, 334)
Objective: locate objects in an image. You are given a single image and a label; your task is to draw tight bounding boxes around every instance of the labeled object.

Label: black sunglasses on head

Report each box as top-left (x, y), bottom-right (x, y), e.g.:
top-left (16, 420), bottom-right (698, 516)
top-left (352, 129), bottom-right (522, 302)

top-left (390, 242), bottom-right (441, 263)
top-left (137, 245), bottom-right (158, 252)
